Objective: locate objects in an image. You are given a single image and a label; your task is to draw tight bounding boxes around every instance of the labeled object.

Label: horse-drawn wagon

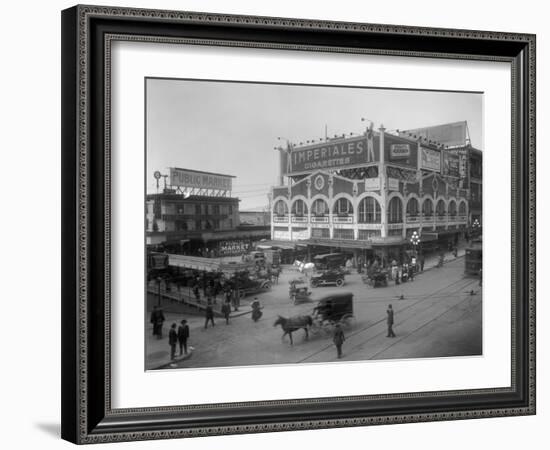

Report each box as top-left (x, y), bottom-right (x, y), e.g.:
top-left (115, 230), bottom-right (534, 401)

top-left (361, 269), bottom-right (389, 287)
top-left (310, 292), bottom-right (354, 335)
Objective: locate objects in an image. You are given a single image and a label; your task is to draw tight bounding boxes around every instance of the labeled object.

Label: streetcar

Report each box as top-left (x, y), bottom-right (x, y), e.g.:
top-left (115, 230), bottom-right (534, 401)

top-left (464, 242), bottom-right (482, 276)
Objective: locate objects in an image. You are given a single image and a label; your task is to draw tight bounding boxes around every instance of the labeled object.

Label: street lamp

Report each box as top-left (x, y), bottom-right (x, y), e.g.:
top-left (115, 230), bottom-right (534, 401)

top-left (471, 218), bottom-right (481, 238)
top-left (410, 231), bottom-right (420, 256)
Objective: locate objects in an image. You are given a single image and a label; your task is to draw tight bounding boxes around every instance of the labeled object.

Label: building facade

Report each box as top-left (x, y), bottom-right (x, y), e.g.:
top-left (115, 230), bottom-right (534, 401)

top-left (146, 168), bottom-right (269, 255)
top-left (271, 122), bottom-right (481, 264)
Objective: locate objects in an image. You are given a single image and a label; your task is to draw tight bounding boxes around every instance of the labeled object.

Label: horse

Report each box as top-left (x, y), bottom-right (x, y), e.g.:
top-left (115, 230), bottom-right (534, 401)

top-left (293, 260), bottom-right (315, 274)
top-left (273, 315), bottom-right (313, 345)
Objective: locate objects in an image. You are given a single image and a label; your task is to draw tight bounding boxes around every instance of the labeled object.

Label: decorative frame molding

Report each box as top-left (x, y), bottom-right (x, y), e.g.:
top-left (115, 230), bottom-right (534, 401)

top-left (61, 4), bottom-right (536, 444)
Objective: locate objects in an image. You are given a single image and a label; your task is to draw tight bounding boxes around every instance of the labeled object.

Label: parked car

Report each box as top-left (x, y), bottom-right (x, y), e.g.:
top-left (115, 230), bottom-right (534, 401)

top-left (229, 271), bottom-right (272, 297)
top-left (310, 269), bottom-right (345, 288)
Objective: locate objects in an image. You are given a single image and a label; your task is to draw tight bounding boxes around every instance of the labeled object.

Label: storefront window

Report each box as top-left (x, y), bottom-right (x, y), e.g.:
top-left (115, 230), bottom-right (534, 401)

top-left (333, 198), bottom-right (353, 216)
top-left (311, 199), bottom-right (328, 216)
top-left (449, 200), bottom-right (457, 216)
top-left (436, 199), bottom-right (447, 216)
top-left (273, 200), bottom-right (289, 216)
top-left (459, 201), bottom-right (467, 215)
top-left (387, 197), bottom-right (403, 223)
top-left (406, 198), bottom-right (419, 216)
top-left (358, 197), bottom-right (381, 223)
top-left (291, 199), bottom-right (308, 217)
top-left (422, 199), bottom-right (433, 216)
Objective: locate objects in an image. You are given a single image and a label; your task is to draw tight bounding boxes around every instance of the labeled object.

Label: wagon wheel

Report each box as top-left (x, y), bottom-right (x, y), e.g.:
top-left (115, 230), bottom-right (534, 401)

top-left (340, 314), bottom-right (355, 330)
top-left (335, 279), bottom-right (344, 287)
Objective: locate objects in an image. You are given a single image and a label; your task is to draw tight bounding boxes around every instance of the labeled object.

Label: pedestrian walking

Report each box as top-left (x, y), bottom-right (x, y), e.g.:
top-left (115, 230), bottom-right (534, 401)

top-left (204, 302), bottom-right (215, 329)
top-left (221, 300), bottom-right (231, 325)
top-left (333, 323), bottom-right (345, 358)
top-left (177, 319), bottom-right (189, 355)
top-left (168, 323), bottom-right (178, 360)
top-left (419, 253), bottom-right (425, 272)
top-left (150, 305), bottom-right (165, 339)
top-left (386, 304), bottom-right (396, 337)
top-left (251, 298), bottom-right (262, 322)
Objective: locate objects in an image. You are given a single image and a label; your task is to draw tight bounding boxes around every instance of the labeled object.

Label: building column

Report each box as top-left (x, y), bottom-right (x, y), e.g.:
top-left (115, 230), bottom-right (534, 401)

top-left (379, 125), bottom-right (387, 238)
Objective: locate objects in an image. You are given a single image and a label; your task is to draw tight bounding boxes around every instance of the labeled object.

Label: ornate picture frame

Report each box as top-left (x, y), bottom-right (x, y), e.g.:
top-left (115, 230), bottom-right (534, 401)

top-left (61, 5), bottom-right (535, 444)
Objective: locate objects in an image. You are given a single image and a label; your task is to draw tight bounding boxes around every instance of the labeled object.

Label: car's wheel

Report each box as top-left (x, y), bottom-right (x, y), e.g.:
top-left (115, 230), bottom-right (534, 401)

top-left (311, 280), bottom-right (318, 288)
top-left (263, 282), bottom-right (271, 291)
top-left (335, 279), bottom-right (344, 287)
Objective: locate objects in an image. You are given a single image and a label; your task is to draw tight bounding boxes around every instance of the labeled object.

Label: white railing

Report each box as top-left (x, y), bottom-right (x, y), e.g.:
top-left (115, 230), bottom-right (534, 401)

top-left (333, 215), bottom-right (354, 224)
top-left (311, 215), bottom-right (329, 223)
top-left (291, 215), bottom-right (308, 223)
top-left (357, 223), bottom-right (383, 230)
top-left (273, 215), bottom-right (289, 223)
top-left (406, 214), bottom-right (420, 223)
top-left (436, 215), bottom-right (447, 223)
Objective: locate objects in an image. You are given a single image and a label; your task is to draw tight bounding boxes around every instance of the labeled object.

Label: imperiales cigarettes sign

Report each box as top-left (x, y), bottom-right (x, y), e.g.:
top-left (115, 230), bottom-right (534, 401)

top-left (282, 136), bottom-right (378, 175)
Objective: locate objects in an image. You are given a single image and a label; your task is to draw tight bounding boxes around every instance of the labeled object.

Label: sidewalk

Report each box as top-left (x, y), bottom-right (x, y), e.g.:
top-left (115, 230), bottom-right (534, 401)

top-left (145, 292), bottom-right (253, 370)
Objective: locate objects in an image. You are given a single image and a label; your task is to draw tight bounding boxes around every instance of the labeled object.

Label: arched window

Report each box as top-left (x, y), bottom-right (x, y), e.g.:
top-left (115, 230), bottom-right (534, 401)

top-left (406, 198), bottom-right (419, 216)
top-left (422, 199), bottom-right (433, 217)
top-left (333, 198), bottom-right (353, 216)
top-left (273, 200), bottom-right (288, 216)
top-left (311, 198), bottom-right (329, 216)
top-left (387, 197), bottom-right (403, 223)
top-left (291, 199), bottom-right (308, 217)
top-left (436, 199), bottom-right (447, 216)
top-left (358, 197), bottom-right (381, 223)
top-left (449, 200), bottom-right (457, 216)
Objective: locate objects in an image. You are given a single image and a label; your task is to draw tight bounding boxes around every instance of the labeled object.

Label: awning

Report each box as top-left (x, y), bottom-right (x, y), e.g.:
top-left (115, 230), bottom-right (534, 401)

top-left (253, 239), bottom-right (306, 250)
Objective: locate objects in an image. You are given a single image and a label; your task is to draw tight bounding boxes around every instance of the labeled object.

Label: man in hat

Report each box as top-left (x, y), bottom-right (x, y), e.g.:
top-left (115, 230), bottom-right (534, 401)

top-left (204, 302), bottom-right (215, 329)
top-left (177, 319), bottom-right (190, 355)
top-left (333, 323), bottom-right (345, 359)
top-left (168, 323), bottom-right (178, 360)
top-left (150, 305), bottom-right (165, 339)
top-left (386, 304), bottom-right (396, 337)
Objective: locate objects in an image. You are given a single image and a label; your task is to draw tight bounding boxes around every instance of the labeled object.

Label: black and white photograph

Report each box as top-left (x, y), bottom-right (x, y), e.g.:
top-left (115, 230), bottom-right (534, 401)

top-left (145, 78), bottom-right (483, 370)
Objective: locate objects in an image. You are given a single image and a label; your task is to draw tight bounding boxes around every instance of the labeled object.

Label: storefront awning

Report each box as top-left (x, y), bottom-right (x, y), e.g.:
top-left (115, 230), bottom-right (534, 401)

top-left (254, 239), bottom-right (306, 250)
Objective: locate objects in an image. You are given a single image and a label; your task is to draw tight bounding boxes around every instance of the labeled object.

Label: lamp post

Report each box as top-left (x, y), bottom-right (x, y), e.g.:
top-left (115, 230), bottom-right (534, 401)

top-left (471, 218), bottom-right (480, 238)
top-left (410, 230), bottom-right (420, 257)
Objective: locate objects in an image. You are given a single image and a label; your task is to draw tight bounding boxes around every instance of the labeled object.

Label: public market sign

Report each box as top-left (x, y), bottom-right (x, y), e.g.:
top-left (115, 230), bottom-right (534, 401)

top-left (281, 135), bottom-right (378, 175)
top-left (169, 168), bottom-right (233, 191)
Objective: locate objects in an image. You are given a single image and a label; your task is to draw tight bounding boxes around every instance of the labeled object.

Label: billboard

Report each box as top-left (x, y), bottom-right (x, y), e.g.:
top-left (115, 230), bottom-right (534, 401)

top-left (441, 152), bottom-right (460, 177)
top-left (400, 121), bottom-right (468, 147)
top-left (169, 168), bottom-right (233, 191)
top-left (420, 147), bottom-right (441, 172)
top-left (281, 134), bottom-right (378, 175)
top-left (389, 143), bottom-right (411, 159)
top-left (385, 135), bottom-right (417, 168)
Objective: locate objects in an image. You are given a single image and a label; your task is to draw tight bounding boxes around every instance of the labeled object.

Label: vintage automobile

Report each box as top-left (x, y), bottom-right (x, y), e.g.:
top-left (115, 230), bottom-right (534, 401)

top-left (310, 269), bottom-right (345, 288)
top-left (288, 278), bottom-right (312, 304)
top-left (229, 271), bottom-right (272, 297)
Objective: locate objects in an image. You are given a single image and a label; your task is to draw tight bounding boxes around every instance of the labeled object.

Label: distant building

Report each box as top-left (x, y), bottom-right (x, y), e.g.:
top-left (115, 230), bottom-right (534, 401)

top-left (239, 210), bottom-right (270, 226)
top-left (271, 121), bottom-right (481, 264)
top-left (146, 168), bottom-right (269, 256)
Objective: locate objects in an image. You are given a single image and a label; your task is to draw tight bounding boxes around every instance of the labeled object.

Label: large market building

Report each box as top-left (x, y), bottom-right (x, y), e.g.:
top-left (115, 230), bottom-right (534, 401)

top-left (146, 168), bottom-right (270, 256)
top-left (270, 121), bottom-right (482, 265)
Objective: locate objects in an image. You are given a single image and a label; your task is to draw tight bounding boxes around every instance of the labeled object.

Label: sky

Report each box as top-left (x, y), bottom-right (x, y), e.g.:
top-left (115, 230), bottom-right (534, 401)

top-left (146, 78), bottom-right (482, 210)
